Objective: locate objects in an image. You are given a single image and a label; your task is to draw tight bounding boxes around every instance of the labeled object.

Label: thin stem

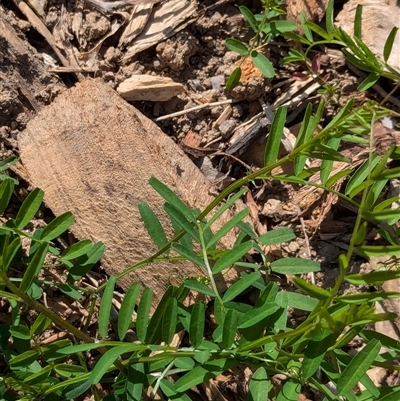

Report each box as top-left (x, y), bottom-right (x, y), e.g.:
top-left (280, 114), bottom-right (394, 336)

top-left (197, 222), bottom-right (225, 310)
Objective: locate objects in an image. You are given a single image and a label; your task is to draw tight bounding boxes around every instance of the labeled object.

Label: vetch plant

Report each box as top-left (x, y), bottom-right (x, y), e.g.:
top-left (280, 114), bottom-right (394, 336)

top-left (2, 93), bottom-right (400, 400)
top-left (225, 0), bottom-right (297, 88)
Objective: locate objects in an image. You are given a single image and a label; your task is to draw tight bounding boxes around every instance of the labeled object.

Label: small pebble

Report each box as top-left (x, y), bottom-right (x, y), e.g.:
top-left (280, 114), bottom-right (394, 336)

top-left (219, 119), bottom-right (236, 139)
top-left (210, 75), bottom-right (225, 91)
top-left (187, 79), bottom-right (203, 91)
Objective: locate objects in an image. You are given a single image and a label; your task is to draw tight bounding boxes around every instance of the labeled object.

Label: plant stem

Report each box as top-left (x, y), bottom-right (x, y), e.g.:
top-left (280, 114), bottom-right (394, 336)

top-left (197, 222), bottom-right (225, 310)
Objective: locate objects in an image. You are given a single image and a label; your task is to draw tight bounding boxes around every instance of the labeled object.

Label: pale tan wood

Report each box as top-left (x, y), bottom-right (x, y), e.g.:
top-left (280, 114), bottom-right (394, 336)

top-left (117, 75), bottom-right (184, 101)
top-left (19, 79), bottom-right (242, 302)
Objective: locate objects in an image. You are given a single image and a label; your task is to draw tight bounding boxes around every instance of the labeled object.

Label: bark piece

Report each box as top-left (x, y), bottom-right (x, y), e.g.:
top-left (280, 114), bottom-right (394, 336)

top-left (0, 9), bottom-right (65, 129)
top-left (336, 0), bottom-right (400, 72)
top-left (18, 79), bottom-right (241, 302)
top-left (122, 0), bottom-right (197, 61)
top-left (117, 75), bottom-right (184, 101)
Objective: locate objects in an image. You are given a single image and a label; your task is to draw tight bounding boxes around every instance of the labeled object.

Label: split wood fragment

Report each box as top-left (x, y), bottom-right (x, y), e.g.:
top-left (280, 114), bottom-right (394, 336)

top-left (117, 75), bottom-right (184, 101)
top-left (19, 79), bottom-right (243, 303)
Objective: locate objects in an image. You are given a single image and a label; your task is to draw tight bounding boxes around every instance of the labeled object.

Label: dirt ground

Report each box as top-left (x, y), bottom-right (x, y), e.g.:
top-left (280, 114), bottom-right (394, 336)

top-left (2, 0), bottom-right (400, 399)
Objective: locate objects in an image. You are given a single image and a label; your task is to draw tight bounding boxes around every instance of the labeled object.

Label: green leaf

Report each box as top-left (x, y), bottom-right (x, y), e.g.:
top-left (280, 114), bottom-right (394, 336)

top-left (184, 279), bottom-right (216, 297)
top-left (19, 242), bottom-right (49, 293)
top-left (363, 208), bottom-right (400, 223)
top-left (136, 287), bottom-right (153, 342)
top-left (223, 272), bottom-right (261, 303)
top-left (204, 187), bottom-right (247, 230)
top-left (277, 381), bottom-right (301, 401)
top-left (340, 134), bottom-right (369, 145)
top-left (206, 208), bottom-right (249, 249)
top-left (58, 342), bottom-right (145, 355)
top-left (213, 241), bottom-right (252, 274)
top-left (222, 309), bottom-right (238, 348)
top-left (24, 365), bottom-right (52, 385)
top-left (90, 346), bottom-right (136, 384)
top-left (286, 292), bottom-right (318, 311)
top-left (40, 212), bottom-right (75, 241)
top-left (149, 177), bottom-right (195, 221)
top-left (10, 324), bottom-right (31, 340)
top-left (300, 11), bottom-right (313, 42)
top-left (61, 240), bottom-right (93, 261)
top-left (320, 137), bottom-right (341, 185)
top-left (250, 51), bottom-right (275, 78)
top-left (171, 243), bottom-right (205, 267)
top-left (325, 0), bottom-right (334, 34)
top-left (0, 155), bottom-right (17, 172)
top-left (98, 276), bottom-right (116, 339)
top-left (264, 107), bottom-right (286, 166)
top-left (226, 67), bottom-right (242, 90)
top-left (164, 203), bottom-right (199, 243)
top-left (271, 258), bottom-right (320, 275)
top-left (292, 276), bottom-right (330, 300)
top-left (325, 168), bottom-right (353, 189)
top-left (379, 387), bottom-right (400, 401)
top-left (3, 236), bottom-right (21, 272)
top-left (0, 178), bottom-right (14, 215)
top-left (238, 302), bottom-right (279, 329)
top-left (59, 283), bottom-right (82, 300)
top-left (239, 6), bottom-right (258, 32)
top-left (14, 188), bottom-right (44, 230)
top-left (160, 380), bottom-right (192, 401)
top-left (9, 350), bottom-right (39, 368)
top-left (304, 21), bottom-right (331, 40)
top-left (354, 4), bottom-right (363, 39)
top-left (263, 20), bottom-right (297, 36)
top-left (190, 302), bottom-right (205, 348)
top-left (162, 297), bottom-right (178, 344)
top-left (31, 313), bottom-right (52, 335)
top-left (346, 270), bottom-right (400, 285)
top-left (126, 362), bottom-right (146, 401)
top-left (372, 165), bottom-right (400, 181)
top-left (337, 291), bottom-right (400, 304)
top-left (345, 155), bottom-right (380, 195)
top-left (384, 26), bottom-right (399, 62)
top-left (293, 103), bottom-right (313, 176)
top-left (68, 241), bottom-right (105, 281)
top-left (118, 283), bottom-right (141, 340)
top-left (358, 72), bottom-right (380, 92)
top-left (258, 228), bottom-right (295, 246)
top-left (225, 38), bottom-right (249, 56)
top-left (356, 244), bottom-right (400, 257)
top-left (337, 339), bottom-right (381, 396)
top-left (138, 202), bottom-right (168, 249)
top-left (175, 359), bottom-right (236, 392)
top-left (302, 330), bottom-right (336, 378)
top-left (63, 380), bottom-right (92, 400)
top-left (247, 367), bottom-right (269, 401)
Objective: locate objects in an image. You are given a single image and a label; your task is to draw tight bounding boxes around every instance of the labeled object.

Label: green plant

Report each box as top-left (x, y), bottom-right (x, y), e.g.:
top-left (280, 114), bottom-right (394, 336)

top-left (2, 87), bottom-right (400, 400)
top-left (2, 2), bottom-right (400, 400)
top-left (225, 0), bottom-right (297, 88)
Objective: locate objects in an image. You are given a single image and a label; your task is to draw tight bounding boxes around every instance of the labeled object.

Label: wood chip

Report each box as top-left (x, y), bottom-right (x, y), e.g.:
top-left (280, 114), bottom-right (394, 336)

top-left (117, 74), bottom-right (184, 101)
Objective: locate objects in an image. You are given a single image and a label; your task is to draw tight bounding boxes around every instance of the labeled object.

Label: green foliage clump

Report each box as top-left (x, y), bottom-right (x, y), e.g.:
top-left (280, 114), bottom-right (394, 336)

top-left (1, 1), bottom-right (400, 400)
